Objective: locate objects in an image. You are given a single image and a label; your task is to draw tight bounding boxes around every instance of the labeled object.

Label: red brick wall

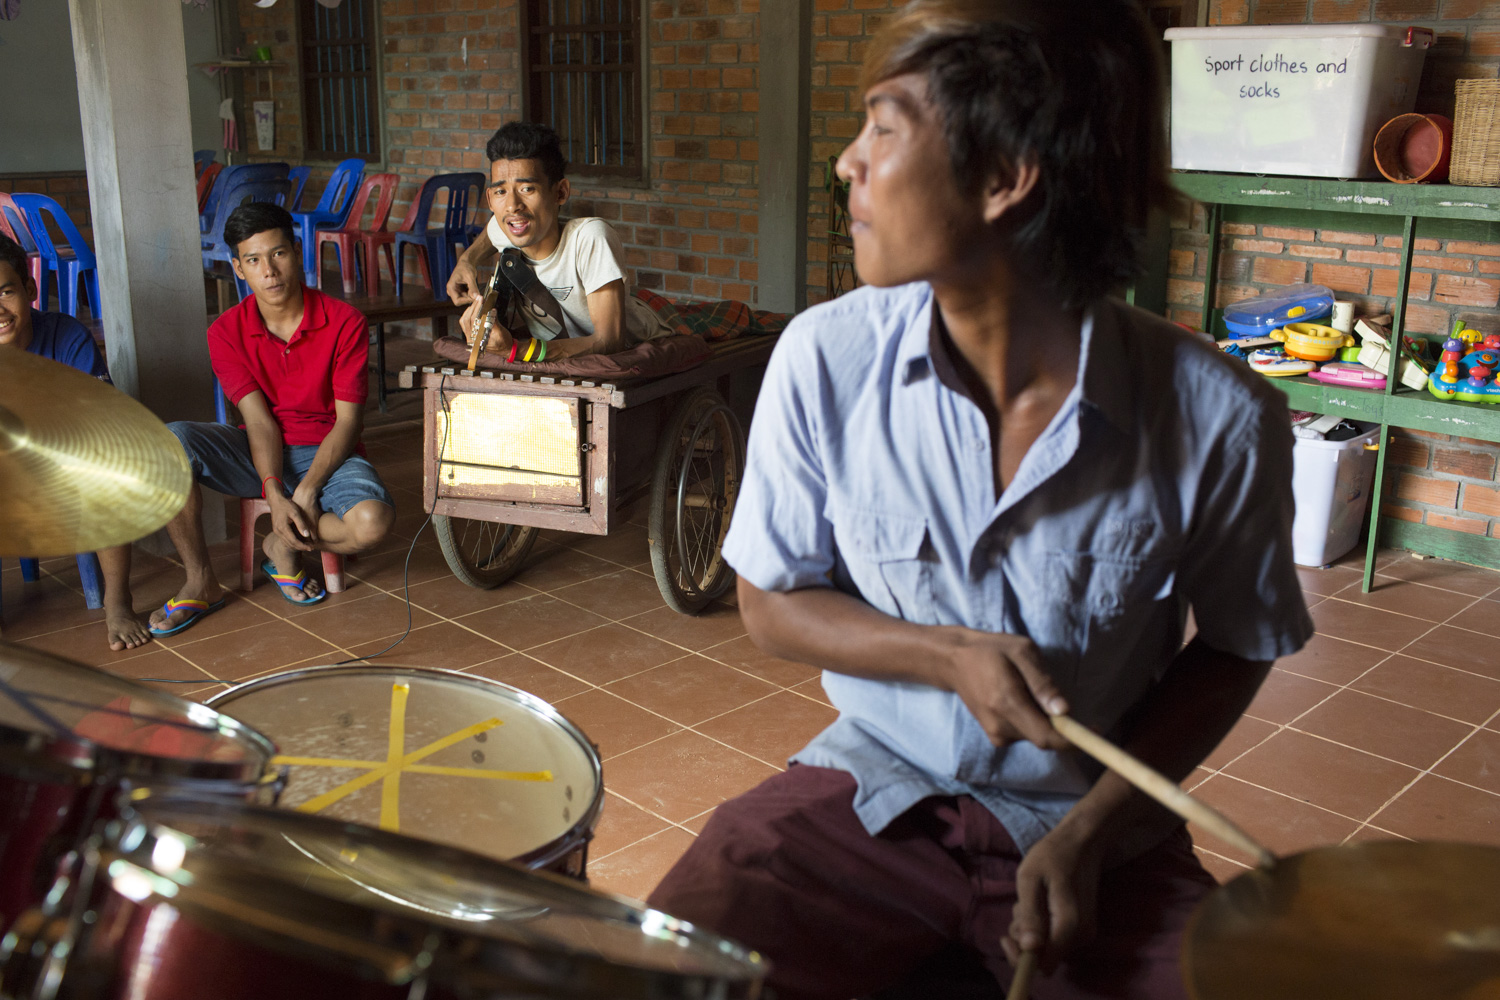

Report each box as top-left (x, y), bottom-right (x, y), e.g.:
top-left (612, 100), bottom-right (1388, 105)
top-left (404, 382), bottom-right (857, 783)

top-left (233, 0), bottom-right (761, 304)
top-left (1177, 2), bottom-right (1500, 545)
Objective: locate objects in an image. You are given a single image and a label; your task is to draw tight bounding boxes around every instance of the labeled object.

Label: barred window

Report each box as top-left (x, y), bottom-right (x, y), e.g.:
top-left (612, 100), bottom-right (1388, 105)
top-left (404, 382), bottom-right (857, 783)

top-left (298, 0), bottom-right (381, 161)
top-left (522, 0), bottom-right (643, 178)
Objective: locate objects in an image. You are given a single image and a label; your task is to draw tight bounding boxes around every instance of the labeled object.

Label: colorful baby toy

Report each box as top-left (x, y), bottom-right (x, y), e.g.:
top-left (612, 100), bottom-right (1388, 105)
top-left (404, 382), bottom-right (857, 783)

top-left (1270, 322), bottom-right (1357, 362)
top-left (1427, 341), bottom-right (1500, 402)
top-left (1249, 349), bottom-right (1317, 377)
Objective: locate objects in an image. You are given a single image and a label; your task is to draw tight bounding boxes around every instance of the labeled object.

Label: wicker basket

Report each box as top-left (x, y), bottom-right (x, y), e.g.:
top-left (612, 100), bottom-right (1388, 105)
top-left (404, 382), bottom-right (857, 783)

top-left (1451, 79), bottom-right (1500, 186)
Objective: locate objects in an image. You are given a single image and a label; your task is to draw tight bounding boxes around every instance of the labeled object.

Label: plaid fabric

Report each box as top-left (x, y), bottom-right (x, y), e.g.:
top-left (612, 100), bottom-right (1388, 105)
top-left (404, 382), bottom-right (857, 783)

top-left (635, 288), bottom-right (791, 342)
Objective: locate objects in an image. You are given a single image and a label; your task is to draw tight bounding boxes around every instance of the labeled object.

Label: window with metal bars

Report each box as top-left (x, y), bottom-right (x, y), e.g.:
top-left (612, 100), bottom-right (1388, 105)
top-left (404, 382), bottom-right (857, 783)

top-left (522, 0), bottom-right (643, 179)
top-left (297, 0), bottom-right (381, 161)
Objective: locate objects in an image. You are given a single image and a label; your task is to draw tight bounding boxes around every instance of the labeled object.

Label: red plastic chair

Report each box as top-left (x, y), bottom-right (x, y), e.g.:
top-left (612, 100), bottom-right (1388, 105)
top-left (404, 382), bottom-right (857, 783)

top-left (0, 192), bottom-right (45, 307)
top-left (214, 378), bottom-right (347, 596)
top-left (315, 172), bottom-right (400, 296)
top-left (196, 162), bottom-right (223, 216)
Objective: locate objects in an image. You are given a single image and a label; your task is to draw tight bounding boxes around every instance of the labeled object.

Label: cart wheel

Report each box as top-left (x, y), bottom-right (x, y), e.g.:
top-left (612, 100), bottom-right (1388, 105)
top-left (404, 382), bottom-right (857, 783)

top-left (433, 516), bottom-right (540, 589)
top-left (648, 386), bottom-right (744, 614)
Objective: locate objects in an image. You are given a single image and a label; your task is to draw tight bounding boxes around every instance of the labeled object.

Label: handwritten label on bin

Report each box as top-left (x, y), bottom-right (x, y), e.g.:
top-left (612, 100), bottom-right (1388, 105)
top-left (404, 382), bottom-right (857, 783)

top-left (1200, 52), bottom-right (1349, 99)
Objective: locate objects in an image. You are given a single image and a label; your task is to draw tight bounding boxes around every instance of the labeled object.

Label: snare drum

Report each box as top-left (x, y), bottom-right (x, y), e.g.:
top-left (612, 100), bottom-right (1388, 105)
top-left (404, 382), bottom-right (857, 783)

top-left (206, 665), bottom-right (603, 877)
top-left (0, 797), bottom-right (766, 1000)
top-left (0, 642), bottom-right (280, 935)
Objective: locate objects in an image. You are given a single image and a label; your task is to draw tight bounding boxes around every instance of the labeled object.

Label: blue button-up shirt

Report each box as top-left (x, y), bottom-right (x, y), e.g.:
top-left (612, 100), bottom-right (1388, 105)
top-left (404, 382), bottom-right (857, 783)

top-left (722, 283), bottom-right (1313, 851)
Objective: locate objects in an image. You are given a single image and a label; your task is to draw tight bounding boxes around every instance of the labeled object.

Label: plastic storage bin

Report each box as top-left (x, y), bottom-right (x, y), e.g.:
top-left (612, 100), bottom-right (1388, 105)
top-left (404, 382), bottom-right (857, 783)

top-left (1222, 283), bottom-right (1334, 338)
top-left (1291, 422), bottom-right (1381, 567)
top-left (1163, 25), bottom-right (1433, 179)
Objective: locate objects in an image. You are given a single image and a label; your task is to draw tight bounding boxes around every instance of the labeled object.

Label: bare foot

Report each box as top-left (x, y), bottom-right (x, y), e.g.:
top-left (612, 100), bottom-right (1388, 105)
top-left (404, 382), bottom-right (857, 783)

top-left (263, 533), bottom-right (325, 603)
top-left (105, 605), bottom-right (152, 651)
top-left (147, 581), bottom-right (226, 634)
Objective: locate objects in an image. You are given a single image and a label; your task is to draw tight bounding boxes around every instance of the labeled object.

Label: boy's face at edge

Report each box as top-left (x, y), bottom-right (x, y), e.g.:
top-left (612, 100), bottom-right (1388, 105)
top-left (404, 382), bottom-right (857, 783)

top-left (0, 261), bottom-right (36, 350)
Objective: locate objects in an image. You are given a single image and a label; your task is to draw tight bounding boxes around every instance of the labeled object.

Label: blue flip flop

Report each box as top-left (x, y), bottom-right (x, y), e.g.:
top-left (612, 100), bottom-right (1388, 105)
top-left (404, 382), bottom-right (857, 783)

top-left (148, 596), bottom-right (228, 637)
top-left (261, 559), bottom-right (329, 606)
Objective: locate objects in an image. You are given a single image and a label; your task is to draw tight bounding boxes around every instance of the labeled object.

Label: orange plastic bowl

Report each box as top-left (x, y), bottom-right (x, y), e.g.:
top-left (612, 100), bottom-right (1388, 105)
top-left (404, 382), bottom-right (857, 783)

top-left (1373, 113), bottom-right (1454, 184)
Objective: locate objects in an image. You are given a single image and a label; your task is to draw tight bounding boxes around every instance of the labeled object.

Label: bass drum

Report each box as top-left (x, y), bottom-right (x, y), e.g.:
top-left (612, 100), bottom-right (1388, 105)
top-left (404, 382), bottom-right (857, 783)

top-left (0, 797), bottom-right (767, 1000)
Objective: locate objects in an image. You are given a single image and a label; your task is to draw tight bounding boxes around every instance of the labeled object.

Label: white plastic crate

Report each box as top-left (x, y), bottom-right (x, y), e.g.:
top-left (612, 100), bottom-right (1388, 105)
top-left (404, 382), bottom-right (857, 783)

top-left (1163, 24), bottom-right (1432, 179)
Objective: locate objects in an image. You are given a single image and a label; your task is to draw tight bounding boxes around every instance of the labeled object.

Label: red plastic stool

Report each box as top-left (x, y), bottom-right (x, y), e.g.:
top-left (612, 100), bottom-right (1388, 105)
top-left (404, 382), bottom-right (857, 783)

top-left (239, 497), bottom-right (346, 594)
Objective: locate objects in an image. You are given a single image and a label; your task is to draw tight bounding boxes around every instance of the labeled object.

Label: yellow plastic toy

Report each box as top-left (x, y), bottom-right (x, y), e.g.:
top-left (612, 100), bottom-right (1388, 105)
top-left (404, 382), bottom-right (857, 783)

top-left (1269, 323), bottom-right (1356, 362)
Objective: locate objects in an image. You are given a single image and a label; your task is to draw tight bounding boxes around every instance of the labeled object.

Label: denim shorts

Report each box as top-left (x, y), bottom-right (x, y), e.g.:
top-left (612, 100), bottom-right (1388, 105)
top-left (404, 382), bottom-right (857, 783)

top-left (167, 421), bottom-right (394, 517)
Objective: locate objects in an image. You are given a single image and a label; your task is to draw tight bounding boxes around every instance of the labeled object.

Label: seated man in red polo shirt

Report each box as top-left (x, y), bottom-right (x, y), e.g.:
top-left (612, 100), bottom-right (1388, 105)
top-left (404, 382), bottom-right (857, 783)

top-left (148, 202), bottom-right (394, 636)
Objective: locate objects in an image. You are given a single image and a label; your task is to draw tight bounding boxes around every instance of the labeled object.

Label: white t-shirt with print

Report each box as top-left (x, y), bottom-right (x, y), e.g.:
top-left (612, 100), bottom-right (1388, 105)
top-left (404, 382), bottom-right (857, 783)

top-left (485, 215), bottom-right (671, 343)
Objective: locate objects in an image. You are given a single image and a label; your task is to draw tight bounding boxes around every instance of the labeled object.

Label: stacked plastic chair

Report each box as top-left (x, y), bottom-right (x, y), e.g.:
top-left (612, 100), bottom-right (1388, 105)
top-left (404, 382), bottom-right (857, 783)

top-left (202, 177), bottom-right (296, 301)
top-left (199, 162), bottom-right (291, 233)
top-left (393, 172), bottom-right (486, 300)
top-left (12, 194), bottom-right (100, 320)
top-left (0, 192), bottom-right (44, 306)
top-left (314, 172), bottom-right (401, 296)
top-left (291, 158), bottom-right (364, 289)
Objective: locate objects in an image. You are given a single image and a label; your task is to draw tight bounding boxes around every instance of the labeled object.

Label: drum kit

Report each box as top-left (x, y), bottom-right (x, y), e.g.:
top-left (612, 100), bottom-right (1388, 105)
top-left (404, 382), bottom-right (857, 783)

top-left (3, 351), bottom-right (1500, 1000)
top-left (0, 354), bottom-right (766, 999)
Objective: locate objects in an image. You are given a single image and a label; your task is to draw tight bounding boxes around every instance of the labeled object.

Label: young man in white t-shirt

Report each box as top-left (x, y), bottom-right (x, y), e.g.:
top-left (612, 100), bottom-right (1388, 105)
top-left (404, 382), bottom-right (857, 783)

top-left (446, 122), bottom-right (671, 359)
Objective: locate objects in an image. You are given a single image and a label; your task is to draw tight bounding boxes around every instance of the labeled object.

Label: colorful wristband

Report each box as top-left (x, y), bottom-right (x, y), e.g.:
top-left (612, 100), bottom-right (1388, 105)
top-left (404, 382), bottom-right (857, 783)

top-left (261, 476), bottom-right (283, 499)
top-left (507, 340), bottom-right (519, 364)
top-left (524, 339), bottom-right (537, 362)
top-left (536, 338), bottom-right (547, 362)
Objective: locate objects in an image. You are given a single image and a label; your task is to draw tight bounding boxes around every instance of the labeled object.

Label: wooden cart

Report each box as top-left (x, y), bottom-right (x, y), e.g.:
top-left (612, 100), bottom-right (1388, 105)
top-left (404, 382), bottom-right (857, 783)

top-left (397, 335), bottom-right (777, 614)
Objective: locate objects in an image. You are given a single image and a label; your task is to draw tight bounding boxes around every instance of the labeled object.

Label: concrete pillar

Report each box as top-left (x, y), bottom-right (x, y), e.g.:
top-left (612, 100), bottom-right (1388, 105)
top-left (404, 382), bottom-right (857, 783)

top-left (757, 0), bottom-right (813, 314)
top-left (67, 0), bottom-right (214, 422)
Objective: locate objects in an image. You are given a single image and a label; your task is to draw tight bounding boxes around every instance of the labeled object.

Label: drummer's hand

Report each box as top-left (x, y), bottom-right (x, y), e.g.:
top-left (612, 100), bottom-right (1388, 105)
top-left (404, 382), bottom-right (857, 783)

top-left (938, 629), bottom-right (1071, 750)
top-left (268, 491), bottom-right (316, 551)
top-left (447, 257), bottom-right (480, 305)
top-left (1003, 817), bottom-right (1106, 973)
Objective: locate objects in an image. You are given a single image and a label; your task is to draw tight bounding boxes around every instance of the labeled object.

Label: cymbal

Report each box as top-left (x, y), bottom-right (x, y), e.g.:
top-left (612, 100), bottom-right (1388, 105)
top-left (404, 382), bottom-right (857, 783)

top-left (0, 349), bottom-right (191, 557)
top-left (1184, 840), bottom-right (1500, 1000)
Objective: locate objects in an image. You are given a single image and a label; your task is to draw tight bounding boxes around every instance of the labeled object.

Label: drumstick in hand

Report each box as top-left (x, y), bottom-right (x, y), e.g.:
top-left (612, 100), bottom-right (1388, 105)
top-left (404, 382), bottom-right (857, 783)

top-left (1006, 949), bottom-right (1037, 1000)
top-left (1049, 715), bottom-right (1275, 869)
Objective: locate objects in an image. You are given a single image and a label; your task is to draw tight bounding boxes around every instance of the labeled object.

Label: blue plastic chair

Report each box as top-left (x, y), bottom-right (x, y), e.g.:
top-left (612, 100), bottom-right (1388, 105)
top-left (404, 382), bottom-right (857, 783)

top-left (202, 177), bottom-right (295, 301)
top-left (3, 555), bottom-right (105, 610)
top-left (287, 166), bottom-right (312, 212)
top-left (193, 149), bottom-right (216, 176)
top-left (0, 193), bottom-right (43, 308)
top-left (12, 194), bottom-right (99, 320)
top-left (199, 162), bottom-right (290, 233)
top-left (394, 172), bottom-right (486, 301)
top-left (292, 158), bottom-right (364, 288)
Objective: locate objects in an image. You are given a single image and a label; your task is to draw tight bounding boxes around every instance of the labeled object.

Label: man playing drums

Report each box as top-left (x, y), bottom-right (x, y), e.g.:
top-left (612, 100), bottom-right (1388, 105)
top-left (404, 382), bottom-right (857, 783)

top-left (149, 203), bottom-right (394, 635)
top-left (649, 2), bottom-right (1313, 997)
top-left (445, 121), bottom-right (674, 360)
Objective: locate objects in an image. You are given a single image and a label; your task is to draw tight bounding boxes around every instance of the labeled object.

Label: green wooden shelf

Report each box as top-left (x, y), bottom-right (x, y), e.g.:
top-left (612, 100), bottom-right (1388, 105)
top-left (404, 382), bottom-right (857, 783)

top-left (1166, 170), bottom-right (1500, 583)
top-left (1269, 378), bottom-right (1500, 439)
top-left (1173, 172), bottom-right (1500, 224)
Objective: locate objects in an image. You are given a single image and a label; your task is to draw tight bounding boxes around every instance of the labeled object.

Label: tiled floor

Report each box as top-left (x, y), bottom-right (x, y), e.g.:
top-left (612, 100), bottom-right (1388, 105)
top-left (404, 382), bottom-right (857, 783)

top-left (4, 334), bottom-right (1500, 902)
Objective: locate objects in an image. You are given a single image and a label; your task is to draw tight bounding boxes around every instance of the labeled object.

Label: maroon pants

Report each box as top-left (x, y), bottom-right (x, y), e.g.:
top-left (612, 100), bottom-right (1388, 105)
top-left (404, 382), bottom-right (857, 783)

top-left (647, 766), bottom-right (1215, 1000)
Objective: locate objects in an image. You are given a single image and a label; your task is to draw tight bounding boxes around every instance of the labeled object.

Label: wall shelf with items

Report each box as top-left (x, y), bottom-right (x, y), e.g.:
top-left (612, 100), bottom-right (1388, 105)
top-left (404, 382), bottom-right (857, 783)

top-left (1171, 170), bottom-right (1500, 588)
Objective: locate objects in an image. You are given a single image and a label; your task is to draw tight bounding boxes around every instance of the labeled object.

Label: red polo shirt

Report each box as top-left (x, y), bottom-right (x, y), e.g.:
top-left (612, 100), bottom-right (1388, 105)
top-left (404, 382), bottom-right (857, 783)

top-left (207, 287), bottom-right (368, 447)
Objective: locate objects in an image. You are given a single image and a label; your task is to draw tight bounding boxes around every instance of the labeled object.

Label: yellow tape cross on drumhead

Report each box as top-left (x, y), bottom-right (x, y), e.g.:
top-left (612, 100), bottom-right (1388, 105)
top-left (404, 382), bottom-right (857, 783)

top-left (273, 682), bottom-right (554, 833)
